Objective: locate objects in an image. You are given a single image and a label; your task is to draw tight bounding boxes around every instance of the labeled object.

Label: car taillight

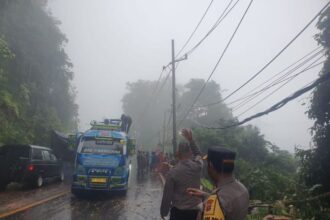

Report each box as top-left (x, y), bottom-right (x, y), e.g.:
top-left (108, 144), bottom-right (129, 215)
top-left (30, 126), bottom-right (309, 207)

top-left (28, 164), bottom-right (34, 171)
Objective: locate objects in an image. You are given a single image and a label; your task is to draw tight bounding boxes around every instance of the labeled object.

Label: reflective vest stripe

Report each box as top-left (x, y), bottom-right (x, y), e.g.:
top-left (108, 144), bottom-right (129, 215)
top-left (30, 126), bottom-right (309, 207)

top-left (202, 193), bottom-right (225, 220)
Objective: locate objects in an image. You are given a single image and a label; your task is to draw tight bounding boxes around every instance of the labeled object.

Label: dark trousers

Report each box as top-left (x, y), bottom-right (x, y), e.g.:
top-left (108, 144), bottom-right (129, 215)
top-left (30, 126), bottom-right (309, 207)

top-left (170, 207), bottom-right (199, 220)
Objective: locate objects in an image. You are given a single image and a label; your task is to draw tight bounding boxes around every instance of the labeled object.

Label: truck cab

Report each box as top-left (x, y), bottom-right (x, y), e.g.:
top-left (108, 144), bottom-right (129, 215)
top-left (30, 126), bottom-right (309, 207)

top-left (71, 120), bottom-right (131, 195)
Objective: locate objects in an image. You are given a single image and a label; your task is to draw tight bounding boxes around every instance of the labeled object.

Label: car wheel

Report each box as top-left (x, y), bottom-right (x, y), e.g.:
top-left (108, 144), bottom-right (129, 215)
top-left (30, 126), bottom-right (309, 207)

top-left (36, 175), bottom-right (43, 187)
top-left (59, 170), bottom-right (64, 182)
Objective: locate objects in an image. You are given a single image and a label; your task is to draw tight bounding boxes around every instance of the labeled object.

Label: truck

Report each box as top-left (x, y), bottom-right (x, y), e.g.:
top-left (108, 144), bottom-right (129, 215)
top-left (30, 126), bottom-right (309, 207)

top-left (71, 117), bottom-right (133, 195)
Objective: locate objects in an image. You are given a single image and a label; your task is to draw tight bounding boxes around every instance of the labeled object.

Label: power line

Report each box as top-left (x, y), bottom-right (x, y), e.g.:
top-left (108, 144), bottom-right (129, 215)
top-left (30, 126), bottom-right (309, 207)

top-left (136, 67), bottom-right (171, 124)
top-left (207, 72), bottom-right (330, 129)
top-left (180, 0), bottom-right (240, 58)
top-left (198, 46), bottom-right (323, 108)
top-left (232, 54), bottom-right (325, 112)
top-left (219, 2), bottom-right (330, 103)
top-left (231, 50), bottom-right (325, 111)
top-left (152, 67), bottom-right (166, 94)
top-left (136, 64), bottom-right (177, 146)
top-left (178, 0), bottom-right (254, 127)
top-left (229, 48), bottom-right (324, 107)
top-left (153, 70), bottom-right (171, 100)
top-left (235, 58), bottom-right (325, 117)
top-left (176, 0), bottom-right (215, 57)
top-left (164, 0), bottom-right (237, 89)
top-left (166, 110), bottom-right (172, 130)
top-left (159, 0), bottom-right (238, 70)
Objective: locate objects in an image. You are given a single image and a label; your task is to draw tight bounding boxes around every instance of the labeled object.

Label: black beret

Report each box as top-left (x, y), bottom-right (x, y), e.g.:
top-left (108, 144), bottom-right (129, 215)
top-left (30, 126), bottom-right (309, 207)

top-left (207, 146), bottom-right (236, 173)
top-left (207, 146), bottom-right (236, 163)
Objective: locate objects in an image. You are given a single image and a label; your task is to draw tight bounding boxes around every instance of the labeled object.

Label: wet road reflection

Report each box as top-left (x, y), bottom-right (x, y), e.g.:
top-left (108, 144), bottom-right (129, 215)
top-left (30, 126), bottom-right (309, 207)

top-left (4, 165), bottom-right (163, 220)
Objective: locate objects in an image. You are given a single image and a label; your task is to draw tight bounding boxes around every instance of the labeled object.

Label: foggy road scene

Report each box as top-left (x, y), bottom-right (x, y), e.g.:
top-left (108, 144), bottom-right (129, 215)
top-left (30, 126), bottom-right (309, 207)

top-left (1, 160), bottom-right (163, 220)
top-left (1, 0), bottom-right (330, 219)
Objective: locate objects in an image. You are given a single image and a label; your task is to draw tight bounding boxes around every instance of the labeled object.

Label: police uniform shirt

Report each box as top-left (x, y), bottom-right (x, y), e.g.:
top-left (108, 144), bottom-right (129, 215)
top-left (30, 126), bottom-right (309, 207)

top-left (216, 176), bottom-right (249, 220)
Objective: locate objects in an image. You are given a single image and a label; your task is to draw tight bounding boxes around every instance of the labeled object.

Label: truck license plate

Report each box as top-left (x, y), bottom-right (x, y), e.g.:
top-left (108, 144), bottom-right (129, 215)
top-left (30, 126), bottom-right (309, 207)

top-left (91, 177), bottom-right (107, 183)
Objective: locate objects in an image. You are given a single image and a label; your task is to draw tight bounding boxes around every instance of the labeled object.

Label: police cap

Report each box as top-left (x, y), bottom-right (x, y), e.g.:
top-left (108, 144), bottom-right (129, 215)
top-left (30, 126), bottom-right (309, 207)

top-left (207, 146), bottom-right (236, 173)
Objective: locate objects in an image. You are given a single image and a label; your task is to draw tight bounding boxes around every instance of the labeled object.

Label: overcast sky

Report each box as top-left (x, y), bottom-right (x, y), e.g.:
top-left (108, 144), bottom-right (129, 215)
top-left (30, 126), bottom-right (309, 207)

top-left (49, 0), bottom-right (327, 152)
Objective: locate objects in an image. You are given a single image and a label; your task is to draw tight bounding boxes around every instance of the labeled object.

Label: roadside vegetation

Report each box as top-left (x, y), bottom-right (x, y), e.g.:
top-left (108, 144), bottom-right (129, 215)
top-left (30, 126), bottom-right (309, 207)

top-left (0, 0), bottom-right (78, 145)
top-left (0, 0), bottom-right (329, 219)
top-left (122, 7), bottom-right (330, 219)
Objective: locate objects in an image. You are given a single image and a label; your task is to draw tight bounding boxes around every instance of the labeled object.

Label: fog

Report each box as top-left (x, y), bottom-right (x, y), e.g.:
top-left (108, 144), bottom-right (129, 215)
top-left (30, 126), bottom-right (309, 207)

top-left (48, 0), bottom-right (326, 152)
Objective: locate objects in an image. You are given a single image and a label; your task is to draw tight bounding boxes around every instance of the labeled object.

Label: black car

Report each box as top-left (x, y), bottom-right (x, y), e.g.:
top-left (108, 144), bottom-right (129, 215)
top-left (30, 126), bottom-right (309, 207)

top-left (0, 144), bottom-right (64, 190)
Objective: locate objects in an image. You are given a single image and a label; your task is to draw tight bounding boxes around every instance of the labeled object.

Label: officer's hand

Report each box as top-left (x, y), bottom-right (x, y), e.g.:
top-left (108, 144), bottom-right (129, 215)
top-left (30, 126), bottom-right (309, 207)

top-left (186, 188), bottom-right (208, 198)
top-left (162, 162), bottom-right (173, 169)
top-left (181, 128), bottom-right (193, 142)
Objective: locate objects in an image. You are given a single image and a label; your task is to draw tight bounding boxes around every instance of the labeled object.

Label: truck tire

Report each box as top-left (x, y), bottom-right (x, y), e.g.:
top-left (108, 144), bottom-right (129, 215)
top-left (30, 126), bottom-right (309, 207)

top-left (71, 188), bottom-right (82, 197)
top-left (120, 189), bottom-right (127, 196)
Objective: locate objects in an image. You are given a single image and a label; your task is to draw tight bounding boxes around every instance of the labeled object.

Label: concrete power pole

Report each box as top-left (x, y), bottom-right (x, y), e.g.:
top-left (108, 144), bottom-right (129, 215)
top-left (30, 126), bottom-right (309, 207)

top-left (171, 40), bottom-right (177, 154)
top-left (162, 111), bottom-right (167, 152)
top-left (170, 39), bottom-right (187, 154)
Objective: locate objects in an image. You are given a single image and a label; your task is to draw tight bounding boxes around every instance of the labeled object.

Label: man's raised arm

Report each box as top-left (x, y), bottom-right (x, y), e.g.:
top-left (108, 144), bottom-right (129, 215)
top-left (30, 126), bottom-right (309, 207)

top-left (181, 128), bottom-right (202, 159)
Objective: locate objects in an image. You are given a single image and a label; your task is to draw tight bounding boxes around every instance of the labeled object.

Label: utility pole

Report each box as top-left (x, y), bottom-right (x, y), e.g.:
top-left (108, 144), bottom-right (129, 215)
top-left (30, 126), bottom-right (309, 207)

top-left (162, 111), bottom-right (166, 153)
top-left (171, 40), bottom-right (177, 154)
top-left (170, 39), bottom-right (187, 154)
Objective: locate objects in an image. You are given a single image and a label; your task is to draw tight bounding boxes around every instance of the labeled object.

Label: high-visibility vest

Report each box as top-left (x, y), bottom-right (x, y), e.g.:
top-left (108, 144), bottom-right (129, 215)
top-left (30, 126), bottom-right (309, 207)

top-left (202, 191), bottom-right (225, 220)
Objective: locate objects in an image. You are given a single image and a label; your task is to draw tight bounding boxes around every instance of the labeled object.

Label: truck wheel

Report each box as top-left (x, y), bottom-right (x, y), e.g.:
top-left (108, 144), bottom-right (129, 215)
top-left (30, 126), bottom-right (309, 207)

top-left (71, 188), bottom-right (82, 197)
top-left (118, 189), bottom-right (127, 196)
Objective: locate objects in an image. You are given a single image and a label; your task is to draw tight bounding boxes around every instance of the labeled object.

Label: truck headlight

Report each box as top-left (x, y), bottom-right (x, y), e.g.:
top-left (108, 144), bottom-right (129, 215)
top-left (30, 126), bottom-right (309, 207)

top-left (114, 166), bottom-right (125, 176)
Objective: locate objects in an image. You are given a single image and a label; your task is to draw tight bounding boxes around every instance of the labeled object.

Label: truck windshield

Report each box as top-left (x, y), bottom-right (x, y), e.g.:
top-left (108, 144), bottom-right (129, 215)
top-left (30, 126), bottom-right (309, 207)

top-left (78, 139), bottom-right (122, 155)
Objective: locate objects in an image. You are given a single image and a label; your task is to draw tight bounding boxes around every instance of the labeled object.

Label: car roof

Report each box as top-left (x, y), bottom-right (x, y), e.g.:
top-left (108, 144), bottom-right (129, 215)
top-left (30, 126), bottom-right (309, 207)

top-left (1, 144), bottom-right (52, 151)
top-left (29, 145), bottom-right (52, 151)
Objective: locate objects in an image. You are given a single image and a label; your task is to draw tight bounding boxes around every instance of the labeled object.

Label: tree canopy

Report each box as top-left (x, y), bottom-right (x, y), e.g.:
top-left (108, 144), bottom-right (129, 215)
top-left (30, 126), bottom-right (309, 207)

top-left (0, 0), bottom-right (78, 145)
top-left (306, 6), bottom-right (330, 192)
top-left (292, 6), bottom-right (330, 219)
top-left (122, 77), bottom-right (297, 201)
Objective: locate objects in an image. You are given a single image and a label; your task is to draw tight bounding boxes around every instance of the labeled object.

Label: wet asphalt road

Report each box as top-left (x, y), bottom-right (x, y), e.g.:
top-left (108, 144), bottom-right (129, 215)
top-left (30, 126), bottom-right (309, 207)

top-left (0, 163), bottom-right (163, 220)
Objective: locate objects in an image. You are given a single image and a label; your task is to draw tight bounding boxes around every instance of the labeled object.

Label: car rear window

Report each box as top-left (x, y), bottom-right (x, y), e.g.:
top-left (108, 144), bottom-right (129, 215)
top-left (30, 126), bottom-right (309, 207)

top-left (3, 145), bottom-right (30, 161)
top-left (42, 150), bottom-right (51, 161)
top-left (32, 148), bottom-right (43, 160)
top-left (50, 153), bottom-right (57, 161)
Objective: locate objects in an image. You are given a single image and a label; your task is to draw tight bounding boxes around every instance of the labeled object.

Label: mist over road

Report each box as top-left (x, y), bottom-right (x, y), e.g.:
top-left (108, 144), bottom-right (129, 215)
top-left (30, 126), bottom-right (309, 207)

top-left (1, 165), bottom-right (162, 220)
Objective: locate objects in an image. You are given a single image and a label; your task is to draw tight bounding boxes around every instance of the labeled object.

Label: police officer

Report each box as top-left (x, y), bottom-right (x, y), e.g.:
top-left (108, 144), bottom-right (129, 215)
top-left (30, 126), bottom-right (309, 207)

top-left (160, 129), bottom-right (203, 220)
top-left (187, 146), bottom-right (249, 220)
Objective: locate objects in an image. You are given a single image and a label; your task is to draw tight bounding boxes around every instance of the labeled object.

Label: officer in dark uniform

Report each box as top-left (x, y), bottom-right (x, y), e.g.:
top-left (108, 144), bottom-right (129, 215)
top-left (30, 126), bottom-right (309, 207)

top-left (187, 146), bottom-right (249, 220)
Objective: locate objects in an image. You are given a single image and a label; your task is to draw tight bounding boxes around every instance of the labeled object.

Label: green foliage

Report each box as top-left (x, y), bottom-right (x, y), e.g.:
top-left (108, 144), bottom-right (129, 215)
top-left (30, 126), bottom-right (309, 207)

top-left (178, 79), bottom-right (233, 127)
top-left (122, 77), bottom-right (297, 202)
top-left (201, 178), bottom-right (214, 192)
top-left (289, 6), bottom-right (330, 219)
top-left (306, 6), bottom-right (330, 191)
top-left (0, 0), bottom-right (78, 145)
top-left (193, 126), bottom-right (297, 202)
